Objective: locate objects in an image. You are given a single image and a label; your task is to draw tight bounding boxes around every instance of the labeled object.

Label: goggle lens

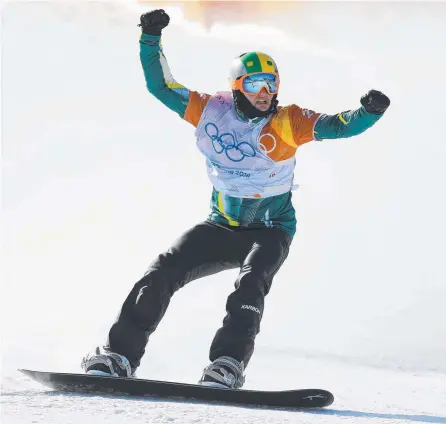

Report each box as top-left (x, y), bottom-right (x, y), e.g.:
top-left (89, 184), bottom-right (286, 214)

top-left (241, 73), bottom-right (279, 94)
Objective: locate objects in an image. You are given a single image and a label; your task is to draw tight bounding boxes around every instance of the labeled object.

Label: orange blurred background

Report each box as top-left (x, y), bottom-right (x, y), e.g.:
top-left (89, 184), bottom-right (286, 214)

top-left (136, 1), bottom-right (299, 29)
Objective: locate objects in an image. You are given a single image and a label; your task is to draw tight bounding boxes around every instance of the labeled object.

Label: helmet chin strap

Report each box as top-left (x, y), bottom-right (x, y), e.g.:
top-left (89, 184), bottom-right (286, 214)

top-left (232, 90), bottom-right (278, 120)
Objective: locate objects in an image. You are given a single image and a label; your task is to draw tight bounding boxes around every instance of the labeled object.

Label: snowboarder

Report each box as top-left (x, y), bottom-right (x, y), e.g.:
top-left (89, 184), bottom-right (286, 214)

top-left (82, 9), bottom-right (390, 389)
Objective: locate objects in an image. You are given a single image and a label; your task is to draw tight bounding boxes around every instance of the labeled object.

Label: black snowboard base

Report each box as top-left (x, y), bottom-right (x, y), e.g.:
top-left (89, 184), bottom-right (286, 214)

top-left (19, 369), bottom-right (334, 409)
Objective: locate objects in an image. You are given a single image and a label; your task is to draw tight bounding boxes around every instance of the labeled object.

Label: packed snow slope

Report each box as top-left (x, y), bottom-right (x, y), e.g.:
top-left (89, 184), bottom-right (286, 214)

top-left (2, 2), bottom-right (446, 423)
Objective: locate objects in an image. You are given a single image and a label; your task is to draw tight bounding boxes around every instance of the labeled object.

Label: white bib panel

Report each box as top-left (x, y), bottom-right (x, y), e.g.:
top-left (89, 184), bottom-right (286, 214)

top-left (195, 92), bottom-right (296, 198)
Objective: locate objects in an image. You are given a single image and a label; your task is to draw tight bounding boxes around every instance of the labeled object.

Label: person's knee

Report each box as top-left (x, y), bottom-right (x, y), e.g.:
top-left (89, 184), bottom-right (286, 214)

top-left (236, 270), bottom-right (271, 296)
top-left (136, 267), bottom-right (180, 301)
top-left (130, 272), bottom-right (174, 329)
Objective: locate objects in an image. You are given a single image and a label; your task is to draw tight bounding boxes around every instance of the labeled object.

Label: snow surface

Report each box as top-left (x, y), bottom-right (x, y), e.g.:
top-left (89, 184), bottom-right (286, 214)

top-left (2, 1), bottom-right (446, 423)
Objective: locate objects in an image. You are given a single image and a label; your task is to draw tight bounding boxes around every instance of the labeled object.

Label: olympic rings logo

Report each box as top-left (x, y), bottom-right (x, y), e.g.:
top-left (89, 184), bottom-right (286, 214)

top-left (204, 123), bottom-right (256, 163)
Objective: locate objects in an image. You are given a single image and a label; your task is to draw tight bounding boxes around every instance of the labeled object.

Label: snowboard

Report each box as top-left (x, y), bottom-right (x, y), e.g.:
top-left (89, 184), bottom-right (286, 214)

top-left (19, 369), bottom-right (334, 409)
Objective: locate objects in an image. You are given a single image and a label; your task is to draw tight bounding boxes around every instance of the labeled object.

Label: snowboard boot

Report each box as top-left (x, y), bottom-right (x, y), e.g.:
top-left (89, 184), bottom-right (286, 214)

top-left (198, 356), bottom-right (245, 389)
top-left (81, 347), bottom-right (134, 377)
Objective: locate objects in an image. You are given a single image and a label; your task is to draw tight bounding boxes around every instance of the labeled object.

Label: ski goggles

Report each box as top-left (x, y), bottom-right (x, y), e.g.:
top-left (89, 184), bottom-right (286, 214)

top-left (232, 72), bottom-right (280, 95)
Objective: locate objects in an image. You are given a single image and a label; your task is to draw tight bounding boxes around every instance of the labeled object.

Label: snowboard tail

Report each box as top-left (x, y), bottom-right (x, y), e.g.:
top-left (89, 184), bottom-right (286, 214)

top-left (19, 369), bottom-right (334, 409)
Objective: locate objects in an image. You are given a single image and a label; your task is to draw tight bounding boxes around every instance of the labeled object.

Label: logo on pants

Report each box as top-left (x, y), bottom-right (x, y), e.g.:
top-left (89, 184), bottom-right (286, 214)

top-left (241, 304), bottom-right (261, 314)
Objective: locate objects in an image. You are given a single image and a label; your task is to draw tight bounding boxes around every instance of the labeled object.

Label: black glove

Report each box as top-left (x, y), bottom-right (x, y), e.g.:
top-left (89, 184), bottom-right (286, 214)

top-left (360, 89), bottom-right (390, 115)
top-left (138, 9), bottom-right (170, 36)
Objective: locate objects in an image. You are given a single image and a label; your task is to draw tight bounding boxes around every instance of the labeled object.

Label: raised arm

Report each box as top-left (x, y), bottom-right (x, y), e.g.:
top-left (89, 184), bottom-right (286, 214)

top-left (139, 34), bottom-right (190, 116)
top-left (314, 90), bottom-right (390, 140)
top-left (278, 90), bottom-right (390, 150)
top-left (138, 9), bottom-right (211, 126)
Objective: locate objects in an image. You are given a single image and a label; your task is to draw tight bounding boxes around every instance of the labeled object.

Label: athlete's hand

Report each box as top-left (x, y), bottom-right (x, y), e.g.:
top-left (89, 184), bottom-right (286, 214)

top-left (360, 89), bottom-right (390, 115)
top-left (138, 9), bottom-right (170, 36)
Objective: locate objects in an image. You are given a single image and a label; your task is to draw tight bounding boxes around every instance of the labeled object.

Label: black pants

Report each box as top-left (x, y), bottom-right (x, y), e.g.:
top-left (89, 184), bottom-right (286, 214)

top-left (105, 220), bottom-right (292, 370)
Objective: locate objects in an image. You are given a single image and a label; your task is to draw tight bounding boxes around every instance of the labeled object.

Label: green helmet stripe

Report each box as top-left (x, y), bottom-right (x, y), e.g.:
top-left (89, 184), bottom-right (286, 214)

top-left (240, 52), bottom-right (263, 74)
